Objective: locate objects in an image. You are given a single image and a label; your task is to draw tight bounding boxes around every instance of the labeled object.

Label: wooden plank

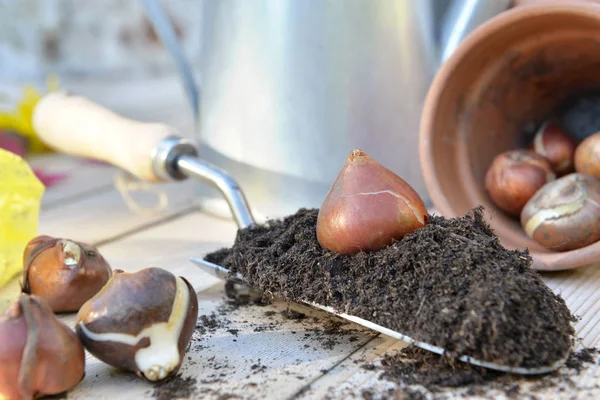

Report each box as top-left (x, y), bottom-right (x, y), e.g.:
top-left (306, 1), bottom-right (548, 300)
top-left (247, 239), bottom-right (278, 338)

top-left (85, 211), bottom-right (239, 292)
top-left (63, 284), bottom-right (377, 400)
top-left (48, 212), bottom-right (379, 400)
top-left (38, 178), bottom-right (198, 245)
top-left (0, 169), bottom-right (203, 311)
top-left (298, 335), bottom-right (400, 399)
top-left (303, 338), bottom-right (600, 400)
top-left (28, 153), bottom-right (117, 208)
top-left (0, 155), bottom-right (116, 311)
top-left (2, 164), bottom-right (600, 399)
top-left (0, 208), bottom-right (235, 322)
top-left (46, 210), bottom-right (600, 399)
top-left (542, 265), bottom-right (600, 349)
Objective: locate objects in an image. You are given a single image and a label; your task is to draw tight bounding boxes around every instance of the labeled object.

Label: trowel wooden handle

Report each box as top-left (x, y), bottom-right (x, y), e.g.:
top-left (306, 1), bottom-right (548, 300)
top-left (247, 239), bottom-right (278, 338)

top-left (32, 91), bottom-right (180, 182)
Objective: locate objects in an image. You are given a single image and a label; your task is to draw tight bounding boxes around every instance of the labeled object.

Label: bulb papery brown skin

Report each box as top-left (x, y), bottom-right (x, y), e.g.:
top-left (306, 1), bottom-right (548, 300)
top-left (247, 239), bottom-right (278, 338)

top-left (520, 173), bottom-right (600, 251)
top-left (0, 294), bottom-right (85, 400)
top-left (21, 235), bottom-right (113, 313)
top-left (484, 149), bottom-right (555, 217)
top-left (532, 120), bottom-right (577, 176)
top-left (574, 131), bottom-right (600, 178)
top-left (22, 235), bottom-right (53, 267)
top-left (75, 267), bottom-right (199, 382)
top-left (316, 148), bottom-right (428, 255)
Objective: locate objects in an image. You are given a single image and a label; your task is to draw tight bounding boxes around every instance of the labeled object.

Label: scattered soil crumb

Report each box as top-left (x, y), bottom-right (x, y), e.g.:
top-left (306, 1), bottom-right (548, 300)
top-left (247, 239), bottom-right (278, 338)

top-left (200, 377), bottom-right (224, 384)
top-left (194, 343), bottom-right (208, 351)
top-left (198, 388), bottom-right (241, 400)
top-left (361, 388), bottom-right (426, 400)
top-left (323, 319), bottom-right (345, 333)
top-left (210, 292), bottom-right (367, 351)
top-left (405, 389), bottom-right (427, 400)
top-left (215, 395), bottom-right (240, 400)
top-left (151, 374), bottom-right (198, 400)
top-left (322, 338), bottom-right (337, 350)
top-left (224, 280), bottom-right (268, 307)
top-left (206, 207), bottom-right (575, 369)
top-left (252, 321), bottom-right (279, 332)
top-left (196, 313), bottom-right (218, 333)
top-left (565, 347), bottom-right (600, 373)
top-left (374, 345), bottom-right (599, 399)
top-left (281, 307), bottom-right (306, 320)
top-left (251, 360), bottom-right (268, 374)
top-left (195, 311), bottom-right (232, 337)
top-left (44, 392), bottom-right (68, 399)
top-left (380, 346), bottom-right (503, 389)
top-left (300, 316), bottom-right (365, 350)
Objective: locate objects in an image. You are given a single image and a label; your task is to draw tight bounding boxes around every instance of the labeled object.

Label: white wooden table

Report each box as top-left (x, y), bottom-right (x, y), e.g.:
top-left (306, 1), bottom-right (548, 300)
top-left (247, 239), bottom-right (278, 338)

top-left (2, 154), bottom-right (600, 400)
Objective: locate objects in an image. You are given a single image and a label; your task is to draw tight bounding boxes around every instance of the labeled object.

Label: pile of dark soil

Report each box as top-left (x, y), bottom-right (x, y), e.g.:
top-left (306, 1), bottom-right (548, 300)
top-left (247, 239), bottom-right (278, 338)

top-left (205, 206), bottom-right (575, 369)
top-left (379, 347), bottom-right (506, 389)
top-left (375, 345), bottom-right (600, 399)
top-left (150, 374), bottom-right (198, 400)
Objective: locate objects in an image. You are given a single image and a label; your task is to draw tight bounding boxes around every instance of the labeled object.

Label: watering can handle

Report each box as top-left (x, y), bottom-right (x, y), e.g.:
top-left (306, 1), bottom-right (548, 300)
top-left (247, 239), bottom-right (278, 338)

top-left (439, 0), bottom-right (513, 65)
top-left (140, 0), bottom-right (200, 122)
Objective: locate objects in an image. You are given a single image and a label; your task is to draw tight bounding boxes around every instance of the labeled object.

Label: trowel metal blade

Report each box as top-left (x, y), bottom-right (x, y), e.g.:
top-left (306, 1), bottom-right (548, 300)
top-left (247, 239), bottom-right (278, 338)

top-left (189, 256), bottom-right (568, 375)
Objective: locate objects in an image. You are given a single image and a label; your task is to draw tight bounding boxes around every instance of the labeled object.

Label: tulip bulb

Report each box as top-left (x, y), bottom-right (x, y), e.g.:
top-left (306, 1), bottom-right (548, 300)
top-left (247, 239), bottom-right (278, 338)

top-left (574, 131), bottom-right (600, 178)
top-left (520, 173), bottom-right (600, 251)
top-left (75, 267), bottom-right (198, 382)
top-left (316, 149), bottom-right (428, 255)
top-left (0, 294), bottom-right (85, 400)
top-left (484, 149), bottom-right (555, 217)
top-left (532, 120), bottom-right (577, 176)
top-left (21, 236), bottom-right (113, 313)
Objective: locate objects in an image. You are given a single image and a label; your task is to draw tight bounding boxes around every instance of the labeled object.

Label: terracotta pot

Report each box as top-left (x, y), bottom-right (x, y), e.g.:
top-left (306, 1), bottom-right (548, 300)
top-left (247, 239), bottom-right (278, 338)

top-left (420, 2), bottom-right (600, 271)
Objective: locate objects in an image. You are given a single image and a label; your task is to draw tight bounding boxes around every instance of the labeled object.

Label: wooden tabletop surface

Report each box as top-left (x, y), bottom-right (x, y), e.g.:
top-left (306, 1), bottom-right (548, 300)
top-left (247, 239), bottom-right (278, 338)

top-left (1, 153), bottom-right (600, 400)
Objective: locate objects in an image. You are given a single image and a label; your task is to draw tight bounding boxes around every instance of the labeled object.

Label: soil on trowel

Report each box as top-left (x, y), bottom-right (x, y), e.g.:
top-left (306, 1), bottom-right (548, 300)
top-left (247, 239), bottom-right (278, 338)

top-left (205, 206), bottom-right (575, 369)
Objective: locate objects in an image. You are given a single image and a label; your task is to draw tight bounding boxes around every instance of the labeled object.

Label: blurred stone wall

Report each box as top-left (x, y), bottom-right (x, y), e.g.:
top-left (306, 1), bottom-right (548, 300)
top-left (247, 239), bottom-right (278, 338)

top-left (0, 0), bottom-right (202, 83)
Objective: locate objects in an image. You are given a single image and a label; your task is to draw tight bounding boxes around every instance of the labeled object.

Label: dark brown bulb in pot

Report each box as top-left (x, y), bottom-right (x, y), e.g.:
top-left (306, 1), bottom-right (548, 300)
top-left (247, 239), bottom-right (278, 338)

top-left (75, 267), bottom-right (198, 382)
top-left (0, 294), bottom-right (85, 400)
top-left (520, 173), bottom-right (600, 251)
top-left (21, 236), bottom-right (113, 313)
top-left (484, 149), bottom-right (555, 217)
top-left (531, 120), bottom-right (577, 176)
top-left (574, 131), bottom-right (600, 178)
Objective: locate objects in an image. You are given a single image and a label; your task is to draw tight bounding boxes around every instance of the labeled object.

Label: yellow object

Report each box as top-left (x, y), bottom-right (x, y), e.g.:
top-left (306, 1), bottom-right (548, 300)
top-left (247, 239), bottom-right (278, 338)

top-left (0, 74), bottom-right (60, 153)
top-left (0, 148), bottom-right (45, 288)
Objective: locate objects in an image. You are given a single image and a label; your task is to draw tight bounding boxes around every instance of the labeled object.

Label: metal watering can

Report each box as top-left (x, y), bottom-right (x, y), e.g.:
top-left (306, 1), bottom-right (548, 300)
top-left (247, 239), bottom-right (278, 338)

top-left (141, 0), bottom-right (511, 222)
